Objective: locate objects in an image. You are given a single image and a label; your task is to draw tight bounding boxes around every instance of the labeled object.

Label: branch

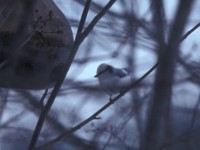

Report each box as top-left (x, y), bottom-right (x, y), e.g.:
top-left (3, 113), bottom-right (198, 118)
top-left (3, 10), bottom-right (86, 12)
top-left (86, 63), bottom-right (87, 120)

top-left (76, 0), bottom-right (91, 38)
top-left (79, 0), bottom-right (117, 43)
top-left (28, 1), bottom-right (91, 149)
top-left (28, 0), bottom-right (116, 149)
top-left (180, 22), bottom-right (200, 42)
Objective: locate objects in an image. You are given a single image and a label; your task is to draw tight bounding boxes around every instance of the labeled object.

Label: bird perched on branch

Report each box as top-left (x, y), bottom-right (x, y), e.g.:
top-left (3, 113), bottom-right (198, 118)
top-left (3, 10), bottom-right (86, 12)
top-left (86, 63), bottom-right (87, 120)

top-left (0, 0), bottom-right (73, 89)
top-left (95, 63), bottom-right (132, 99)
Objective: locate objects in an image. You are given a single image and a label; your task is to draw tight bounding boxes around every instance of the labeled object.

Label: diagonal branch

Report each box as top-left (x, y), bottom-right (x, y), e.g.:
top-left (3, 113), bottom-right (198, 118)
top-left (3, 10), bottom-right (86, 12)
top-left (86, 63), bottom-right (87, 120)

top-left (28, 1), bottom-right (91, 149)
top-left (28, 0), bottom-right (116, 150)
top-left (76, 0), bottom-right (91, 38)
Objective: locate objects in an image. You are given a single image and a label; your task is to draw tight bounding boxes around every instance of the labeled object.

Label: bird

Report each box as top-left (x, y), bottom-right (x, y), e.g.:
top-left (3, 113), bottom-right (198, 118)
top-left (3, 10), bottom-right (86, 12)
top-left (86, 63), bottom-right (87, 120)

top-left (0, 0), bottom-right (74, 89)
top-left (95, 63), bottom-right (132, 99)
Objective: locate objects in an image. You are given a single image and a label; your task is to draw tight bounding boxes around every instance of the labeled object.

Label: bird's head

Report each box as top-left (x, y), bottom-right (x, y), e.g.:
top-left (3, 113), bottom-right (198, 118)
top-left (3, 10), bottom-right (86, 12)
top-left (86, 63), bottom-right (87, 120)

top-left (94, 63), bottom-right (113, 77)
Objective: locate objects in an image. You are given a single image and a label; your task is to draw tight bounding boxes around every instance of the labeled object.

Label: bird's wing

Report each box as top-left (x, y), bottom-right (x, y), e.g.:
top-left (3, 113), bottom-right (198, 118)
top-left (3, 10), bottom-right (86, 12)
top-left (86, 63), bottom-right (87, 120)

top-left (117, 75), bottom-right (132, 89)
top-left (116, 68), bottom-right (130, 77)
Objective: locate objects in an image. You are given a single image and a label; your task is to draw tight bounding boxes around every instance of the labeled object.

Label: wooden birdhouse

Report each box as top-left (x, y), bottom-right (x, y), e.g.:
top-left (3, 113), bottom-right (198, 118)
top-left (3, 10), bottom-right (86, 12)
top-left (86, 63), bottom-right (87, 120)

top-left (0, 0), bottom-right (74, 89)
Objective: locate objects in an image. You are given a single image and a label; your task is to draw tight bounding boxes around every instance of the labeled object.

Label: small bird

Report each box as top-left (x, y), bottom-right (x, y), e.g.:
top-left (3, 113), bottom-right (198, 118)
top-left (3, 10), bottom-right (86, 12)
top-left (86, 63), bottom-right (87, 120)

top-left (0, 0), bottom-right (73, 89)
top-left (95, 63), bottom-right (132, 99)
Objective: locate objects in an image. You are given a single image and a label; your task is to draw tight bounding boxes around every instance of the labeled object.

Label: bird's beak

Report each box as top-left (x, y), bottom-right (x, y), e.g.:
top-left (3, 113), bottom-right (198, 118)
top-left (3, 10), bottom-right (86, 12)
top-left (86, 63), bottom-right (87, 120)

top-left (94, 74), bottom-right (99, 78)
top-left (94, 69), bottom-right (108, 78)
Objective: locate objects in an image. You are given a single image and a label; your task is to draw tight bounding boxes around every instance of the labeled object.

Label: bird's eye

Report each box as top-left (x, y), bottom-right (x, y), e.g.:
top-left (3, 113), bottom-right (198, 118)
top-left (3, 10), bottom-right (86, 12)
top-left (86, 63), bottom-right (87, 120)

top-left (107, 66), bottom-right (113, 73)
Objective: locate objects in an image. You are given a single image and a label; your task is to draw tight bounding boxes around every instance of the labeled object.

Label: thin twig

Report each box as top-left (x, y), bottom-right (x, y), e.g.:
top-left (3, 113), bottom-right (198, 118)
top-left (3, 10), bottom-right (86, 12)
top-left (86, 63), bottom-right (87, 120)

top-left (35, 21), bottom-right (200, 149)
top-left (39, 89), bottom-right (48, 108)
top-left (180, 22), bottom-right (200, 42)
top-left (80, 0), bottom-right (117, 43)
top-left (76, 0), bottom-right (91, 37)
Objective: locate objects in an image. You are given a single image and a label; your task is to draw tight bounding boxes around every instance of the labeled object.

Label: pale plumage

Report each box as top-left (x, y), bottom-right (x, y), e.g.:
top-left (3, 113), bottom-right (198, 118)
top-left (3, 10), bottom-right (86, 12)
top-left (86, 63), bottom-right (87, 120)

top-left (95, 63), bottom-right (132, 96)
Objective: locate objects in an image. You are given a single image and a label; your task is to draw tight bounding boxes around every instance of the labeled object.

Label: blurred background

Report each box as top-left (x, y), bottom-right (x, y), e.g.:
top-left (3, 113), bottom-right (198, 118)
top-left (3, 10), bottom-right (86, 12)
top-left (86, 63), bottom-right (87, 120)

top-left (1, 0), bottom-right (200, 149)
